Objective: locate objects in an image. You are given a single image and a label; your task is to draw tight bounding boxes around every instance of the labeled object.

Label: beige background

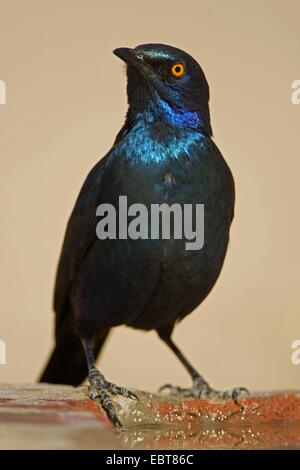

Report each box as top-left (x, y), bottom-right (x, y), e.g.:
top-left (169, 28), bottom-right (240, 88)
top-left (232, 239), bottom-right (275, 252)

top-left (0, 0), bottom-right (299, 392)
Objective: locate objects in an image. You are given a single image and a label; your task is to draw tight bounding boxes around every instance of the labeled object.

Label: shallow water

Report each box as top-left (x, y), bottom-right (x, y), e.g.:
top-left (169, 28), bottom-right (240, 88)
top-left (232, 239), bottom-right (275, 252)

top-left (113, 390), bottom-right (300, 450)
top-left (116, 422), bottom-right (300, 450)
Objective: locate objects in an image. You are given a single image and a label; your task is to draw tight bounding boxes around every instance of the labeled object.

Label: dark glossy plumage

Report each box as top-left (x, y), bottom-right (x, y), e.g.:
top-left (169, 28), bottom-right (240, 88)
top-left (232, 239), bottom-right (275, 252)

top-left (40, 44), bottom-right (237, 423)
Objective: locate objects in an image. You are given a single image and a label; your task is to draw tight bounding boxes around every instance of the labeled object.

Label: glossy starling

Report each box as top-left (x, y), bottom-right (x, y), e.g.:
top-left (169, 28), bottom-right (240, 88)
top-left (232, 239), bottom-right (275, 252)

top-left (40, 44), bottom-right (247, 425)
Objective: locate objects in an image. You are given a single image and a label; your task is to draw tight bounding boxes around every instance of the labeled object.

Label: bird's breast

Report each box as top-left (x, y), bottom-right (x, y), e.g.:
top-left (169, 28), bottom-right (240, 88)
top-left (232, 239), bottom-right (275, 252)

top-left (73, 130), bottom-right (234, 330)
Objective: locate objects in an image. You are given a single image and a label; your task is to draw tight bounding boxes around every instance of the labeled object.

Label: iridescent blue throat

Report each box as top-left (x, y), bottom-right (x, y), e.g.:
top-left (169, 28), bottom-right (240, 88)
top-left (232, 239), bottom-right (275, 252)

top-left (135, 99), bottom-right (202, 130)
top-left (115, 102), bottom-right (205, 165)
top-left (158, 98), bottom-right (201, 129)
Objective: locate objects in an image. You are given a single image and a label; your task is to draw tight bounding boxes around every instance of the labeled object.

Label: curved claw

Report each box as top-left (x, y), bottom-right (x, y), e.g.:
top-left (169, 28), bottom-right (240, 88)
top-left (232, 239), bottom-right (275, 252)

top-left (108, 409), bottom-right (123, 427)
top-left (158, 383), bottom-right (185, 395)
top-left (222, 387), bottom-right (249, 405)
top-left (158, 383), bottom-right (173, 393)
top-left (239, 387), bottom-right (250, 395)
top-left (88, 372), bottom-right (138, 426)
top-left (90, 386), bottom-right (123, 426)
top-left (107, 382), bottom-right (139, 401)
top-left (127, 390), bottom-right (139, 401)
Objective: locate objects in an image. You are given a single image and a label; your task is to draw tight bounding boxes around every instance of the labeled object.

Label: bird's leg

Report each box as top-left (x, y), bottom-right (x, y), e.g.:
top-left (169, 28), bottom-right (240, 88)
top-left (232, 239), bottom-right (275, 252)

top-left (158, 334), bottom-right (248, 403)
top-left (82, 338), bottom-right (138, 426)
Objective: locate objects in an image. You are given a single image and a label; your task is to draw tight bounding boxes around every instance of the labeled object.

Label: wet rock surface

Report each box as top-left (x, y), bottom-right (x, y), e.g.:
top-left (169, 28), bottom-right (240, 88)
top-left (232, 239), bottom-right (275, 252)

top-left (0, 384), bottom-right (299, 449)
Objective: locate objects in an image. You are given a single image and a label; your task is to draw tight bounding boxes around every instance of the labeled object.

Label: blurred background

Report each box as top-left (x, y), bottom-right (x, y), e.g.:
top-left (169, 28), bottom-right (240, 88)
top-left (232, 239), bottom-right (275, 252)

top-left (0, 0), bottom-right (299, 391)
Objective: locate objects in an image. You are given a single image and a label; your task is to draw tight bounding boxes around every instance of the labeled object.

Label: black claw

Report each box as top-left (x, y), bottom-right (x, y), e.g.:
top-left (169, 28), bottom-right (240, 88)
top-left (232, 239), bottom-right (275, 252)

top-left (231, 391), bottom-right (239, 405)
top-left (222, 387), bottom-right (249, 405)
top-left (232, 387), bottom-right (250, 406)
top-left (106, 382), bottom-right (139, 401)
top-left (108, 410), bottom-right (123, 427)
top-left (158, 383), bottom-right (185, 395)
top-left (88, 373), bottom-right (138, 426)
top-left (128, 390), bottom-right (139, 401)
top-left (158, 383), bottom-right (172, 392)
top-left (239, 387), bottom-right (250, 395)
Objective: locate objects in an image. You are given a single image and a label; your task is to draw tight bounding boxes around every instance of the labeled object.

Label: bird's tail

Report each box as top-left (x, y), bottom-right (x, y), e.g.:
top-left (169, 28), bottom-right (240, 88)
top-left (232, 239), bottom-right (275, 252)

top-left (39, 319), bottom-right (109, 386)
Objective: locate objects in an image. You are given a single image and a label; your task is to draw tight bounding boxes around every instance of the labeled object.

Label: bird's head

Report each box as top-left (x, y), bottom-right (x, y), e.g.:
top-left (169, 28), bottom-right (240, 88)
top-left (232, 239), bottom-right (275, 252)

top-left (113, 44), bottom-right (212, 136)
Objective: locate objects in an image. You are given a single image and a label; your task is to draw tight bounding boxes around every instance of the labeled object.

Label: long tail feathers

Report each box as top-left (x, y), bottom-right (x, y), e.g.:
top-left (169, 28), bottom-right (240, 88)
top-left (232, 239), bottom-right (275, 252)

top-left (39, 325), bottom-right (109, 386)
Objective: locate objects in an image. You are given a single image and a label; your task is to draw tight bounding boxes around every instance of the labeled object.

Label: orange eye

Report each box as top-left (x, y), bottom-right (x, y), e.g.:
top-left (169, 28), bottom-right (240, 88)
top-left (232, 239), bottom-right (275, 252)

top-left (171, 63), bottom-right (185, 77)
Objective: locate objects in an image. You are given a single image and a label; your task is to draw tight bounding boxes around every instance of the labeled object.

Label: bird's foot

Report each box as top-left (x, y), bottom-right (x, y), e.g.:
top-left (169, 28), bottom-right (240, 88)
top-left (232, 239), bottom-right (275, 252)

top-left (88, 368), bottom-right (138, 426)
top-left (159, 377), bottom-right (249, 405)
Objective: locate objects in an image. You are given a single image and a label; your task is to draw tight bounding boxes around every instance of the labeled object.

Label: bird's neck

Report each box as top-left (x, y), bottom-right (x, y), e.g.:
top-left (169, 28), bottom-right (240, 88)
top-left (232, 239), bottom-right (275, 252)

top-left (150, 99), bottom-right (202, 129)
top-left (113, 109), bottom-right (206, 165)
top-left (123, 99), bottom-right (211, 137)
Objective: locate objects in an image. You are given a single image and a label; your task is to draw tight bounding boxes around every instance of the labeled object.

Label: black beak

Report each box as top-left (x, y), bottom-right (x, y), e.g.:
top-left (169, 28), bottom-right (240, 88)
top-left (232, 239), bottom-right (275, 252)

top-left (113, 47), bottom-right (145, 70)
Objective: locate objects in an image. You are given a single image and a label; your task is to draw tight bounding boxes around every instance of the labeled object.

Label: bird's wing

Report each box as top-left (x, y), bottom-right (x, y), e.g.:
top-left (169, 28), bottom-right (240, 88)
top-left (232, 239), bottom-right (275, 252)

top-left (53, 154), bottom-right (110, 325)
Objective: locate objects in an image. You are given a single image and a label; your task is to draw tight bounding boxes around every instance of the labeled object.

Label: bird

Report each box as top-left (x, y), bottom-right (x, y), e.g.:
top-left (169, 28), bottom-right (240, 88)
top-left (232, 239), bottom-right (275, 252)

top-left (40, 44), bottom-right (247, 426)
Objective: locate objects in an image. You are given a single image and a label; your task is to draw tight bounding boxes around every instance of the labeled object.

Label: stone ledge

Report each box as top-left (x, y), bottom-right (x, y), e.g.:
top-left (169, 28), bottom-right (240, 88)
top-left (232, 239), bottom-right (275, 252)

top-left (0, 384), bottom-right (299, 449)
